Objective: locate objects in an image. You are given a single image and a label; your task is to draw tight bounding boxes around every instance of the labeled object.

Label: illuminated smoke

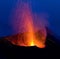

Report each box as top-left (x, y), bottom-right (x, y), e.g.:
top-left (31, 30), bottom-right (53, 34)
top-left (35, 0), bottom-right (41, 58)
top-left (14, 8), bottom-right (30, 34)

top-left (8, 0), bottom-right (49, 48)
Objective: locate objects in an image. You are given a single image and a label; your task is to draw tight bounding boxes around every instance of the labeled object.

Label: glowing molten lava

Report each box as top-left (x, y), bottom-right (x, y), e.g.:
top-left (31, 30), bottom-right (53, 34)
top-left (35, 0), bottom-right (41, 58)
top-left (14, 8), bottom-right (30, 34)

top-left (8, 1), bottom-right (48, 48)
top-left (30, 41), bottom-right (34, 46)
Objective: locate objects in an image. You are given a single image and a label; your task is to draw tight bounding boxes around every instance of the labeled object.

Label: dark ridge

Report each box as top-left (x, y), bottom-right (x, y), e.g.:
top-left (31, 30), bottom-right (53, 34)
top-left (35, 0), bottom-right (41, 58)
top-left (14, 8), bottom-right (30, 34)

top-left (46, 27), bottom-right (60, 47)
top-left (0, 28), bottom-right (60, 59)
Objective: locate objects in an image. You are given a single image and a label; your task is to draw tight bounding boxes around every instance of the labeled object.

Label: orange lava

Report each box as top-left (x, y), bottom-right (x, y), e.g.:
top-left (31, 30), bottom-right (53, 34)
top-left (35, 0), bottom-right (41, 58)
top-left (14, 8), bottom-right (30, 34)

top-left (7, 1), bottom-right (47, 48)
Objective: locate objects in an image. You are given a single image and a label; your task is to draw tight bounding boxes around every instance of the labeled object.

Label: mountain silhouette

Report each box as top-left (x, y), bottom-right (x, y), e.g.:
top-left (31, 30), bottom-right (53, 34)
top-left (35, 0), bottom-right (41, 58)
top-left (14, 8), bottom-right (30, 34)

top-left (0, 28), bottom-right (60, 59)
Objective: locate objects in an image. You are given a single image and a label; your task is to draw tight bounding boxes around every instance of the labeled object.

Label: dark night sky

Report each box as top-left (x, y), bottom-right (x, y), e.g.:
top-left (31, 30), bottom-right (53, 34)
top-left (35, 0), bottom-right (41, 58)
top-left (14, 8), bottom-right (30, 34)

top-left (0, 0), bottom-right (60, 39)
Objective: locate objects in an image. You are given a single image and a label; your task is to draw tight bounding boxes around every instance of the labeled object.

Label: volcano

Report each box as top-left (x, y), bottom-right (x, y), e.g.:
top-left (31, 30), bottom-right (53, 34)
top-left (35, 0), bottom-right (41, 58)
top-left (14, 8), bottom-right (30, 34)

top-left (0, 28), bottom-right (60, 59)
